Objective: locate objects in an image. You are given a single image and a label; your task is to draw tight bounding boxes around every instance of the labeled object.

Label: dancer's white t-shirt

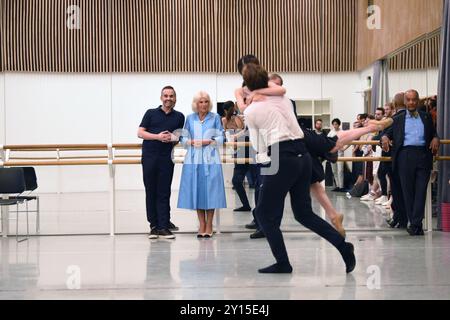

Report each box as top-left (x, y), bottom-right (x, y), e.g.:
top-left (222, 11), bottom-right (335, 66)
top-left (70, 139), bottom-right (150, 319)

top-left (244, 95), bottom-right (304, 163)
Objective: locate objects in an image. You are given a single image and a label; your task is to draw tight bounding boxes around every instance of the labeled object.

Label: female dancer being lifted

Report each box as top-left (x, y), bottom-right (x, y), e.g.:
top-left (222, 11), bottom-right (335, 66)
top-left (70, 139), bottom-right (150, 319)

top-left (235, 55), bottom-right (393, 238)
top-left (241, 62), bottom-right (356, 274)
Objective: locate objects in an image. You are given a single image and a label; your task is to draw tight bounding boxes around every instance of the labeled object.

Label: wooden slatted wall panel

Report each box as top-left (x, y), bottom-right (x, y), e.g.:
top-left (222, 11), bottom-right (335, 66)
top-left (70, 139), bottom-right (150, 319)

top-left (322, 0), bottom-right (357, 72)
top-left (1, 0), bottom-right (358, 73)
top-left (2, 0), bottom-right (110, 72)
top-left (110, 0), bottom-right (216, 72)
top-left (389, 33), bottom-right (441, 71)
top-left (427, 32), bottom-right (441, 69)
top-left (216, 0), bottom-right (323, 73)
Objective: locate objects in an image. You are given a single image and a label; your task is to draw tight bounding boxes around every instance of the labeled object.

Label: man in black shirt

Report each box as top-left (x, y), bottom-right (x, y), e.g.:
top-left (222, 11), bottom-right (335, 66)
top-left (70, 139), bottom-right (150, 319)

top-left (138, 86), bottom-right (185, 239)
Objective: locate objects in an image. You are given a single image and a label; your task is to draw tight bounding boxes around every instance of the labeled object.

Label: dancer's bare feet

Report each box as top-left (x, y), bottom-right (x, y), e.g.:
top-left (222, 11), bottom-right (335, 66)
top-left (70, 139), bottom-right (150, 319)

top-left (331, 213), bottom-right (346, 238)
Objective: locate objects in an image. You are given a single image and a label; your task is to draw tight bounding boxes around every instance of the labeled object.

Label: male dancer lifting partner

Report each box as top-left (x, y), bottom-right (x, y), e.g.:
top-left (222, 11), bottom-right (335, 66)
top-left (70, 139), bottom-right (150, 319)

top-left (241, 63), bottom-right (356, 274)
top-left (235, 55), bottom-right (393, 238)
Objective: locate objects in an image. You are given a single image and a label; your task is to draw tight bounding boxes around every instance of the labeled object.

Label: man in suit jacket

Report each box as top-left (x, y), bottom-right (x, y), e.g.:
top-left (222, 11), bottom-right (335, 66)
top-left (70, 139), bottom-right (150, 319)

top-left (381, 90), bottom-right (440, 236)
top-left (385, 93), bottom-right (408, 229)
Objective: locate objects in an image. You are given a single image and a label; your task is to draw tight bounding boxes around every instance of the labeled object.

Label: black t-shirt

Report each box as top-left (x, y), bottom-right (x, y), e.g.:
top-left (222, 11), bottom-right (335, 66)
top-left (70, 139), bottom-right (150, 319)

top-left (139, 106), bottom-right (185, 157)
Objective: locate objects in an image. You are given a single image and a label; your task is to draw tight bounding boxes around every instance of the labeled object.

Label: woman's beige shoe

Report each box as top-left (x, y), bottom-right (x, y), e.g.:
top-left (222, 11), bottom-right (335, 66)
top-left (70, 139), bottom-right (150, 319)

top-left (331, 214), bottom-right (346, 238)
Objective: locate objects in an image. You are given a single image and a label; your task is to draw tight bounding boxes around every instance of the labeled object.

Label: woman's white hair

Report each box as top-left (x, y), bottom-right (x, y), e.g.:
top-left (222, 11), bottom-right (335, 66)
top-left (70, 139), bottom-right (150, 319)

top-left (192, 91), bottom-right (213, 112)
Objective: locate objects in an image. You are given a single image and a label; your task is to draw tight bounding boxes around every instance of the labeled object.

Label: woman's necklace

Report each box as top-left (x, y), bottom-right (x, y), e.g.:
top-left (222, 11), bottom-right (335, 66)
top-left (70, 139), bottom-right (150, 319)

top-left (199, 114), bottom-right (207, 124)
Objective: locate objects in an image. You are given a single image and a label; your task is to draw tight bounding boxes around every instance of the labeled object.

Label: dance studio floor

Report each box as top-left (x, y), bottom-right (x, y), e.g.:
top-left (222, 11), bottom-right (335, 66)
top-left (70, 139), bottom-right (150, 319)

top-left (1, 188), bottom-right (448, 300)
top-left (1, 187), bottom-right (420, 235)
top-left (1, 232), bottom-right (450, 300)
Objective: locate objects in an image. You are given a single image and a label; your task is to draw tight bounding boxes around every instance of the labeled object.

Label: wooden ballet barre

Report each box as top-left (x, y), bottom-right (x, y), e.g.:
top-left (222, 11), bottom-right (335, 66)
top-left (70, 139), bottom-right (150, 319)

top-left (338, 157), bottom-right (392, 162)
top-left (2, 157), bottom-right (255, 167)
top-left (339, 156), bottom-right (449, 162)
top-left (2, 139), bottom-right (448, 152)
top-left (3, 156), bottom-right (449, 167)
top-left (2, 140), bottom-right (448, 158)
top-left (6, 155), bottom-right (447, 164)
top-left (113, 157), bottom-right (254, 165)
top-left (3, 159), bottom-right (110, 166)
top-left (112, 144), bottom-right (142, 150)
top-left (114, 155), bottom-right (141, 158)
top-left (3, 144), bottom-right (109, 151)
top-left (9, 155), bottom-right (110, 160)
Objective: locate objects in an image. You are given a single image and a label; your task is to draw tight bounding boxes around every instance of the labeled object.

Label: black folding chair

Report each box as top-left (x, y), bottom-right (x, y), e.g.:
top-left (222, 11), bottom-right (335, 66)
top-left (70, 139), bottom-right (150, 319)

top-left (9, 167), bottom-right (40, 234)
top-left (0, 167), bottom-right (28, 242)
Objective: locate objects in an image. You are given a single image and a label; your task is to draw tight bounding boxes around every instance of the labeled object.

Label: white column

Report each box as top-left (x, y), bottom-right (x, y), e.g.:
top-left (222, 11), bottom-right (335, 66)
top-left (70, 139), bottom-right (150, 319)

top-left (424, 179), bottom-right (433, 233)
top-left (320, 180), bottom-right (327, 219)
top-left (215, 209), bottom-right (221, 234)
top-left (1, 146), bottom-right (8, 237)
top-left (108, 145), bottom-right (116, 236)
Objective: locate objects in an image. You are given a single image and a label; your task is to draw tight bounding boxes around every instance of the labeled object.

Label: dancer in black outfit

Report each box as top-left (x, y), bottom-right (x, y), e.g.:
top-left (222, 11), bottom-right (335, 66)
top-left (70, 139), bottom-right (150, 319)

top-left (242, 63), bottom-right (356, 274)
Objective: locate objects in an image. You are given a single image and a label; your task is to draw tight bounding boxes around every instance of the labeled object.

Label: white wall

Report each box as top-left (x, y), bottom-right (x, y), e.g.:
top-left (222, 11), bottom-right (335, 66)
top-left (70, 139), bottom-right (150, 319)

top-left (389, 69), bottom-right (439, 98)
top-left (1, 69), bottom-right (436, 193)
top-left (217, 73), bottom-right (365, 125)
top-left (111, 73), bottom-right (219, 191)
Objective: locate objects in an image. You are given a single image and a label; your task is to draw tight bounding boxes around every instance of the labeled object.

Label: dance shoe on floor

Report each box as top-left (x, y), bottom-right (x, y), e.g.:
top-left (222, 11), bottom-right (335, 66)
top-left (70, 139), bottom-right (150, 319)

top-left (245, 220), bottom-right (258, 230)
top-left (250, 230), bottom-right (266, 239)
top-left (339, 242), bottom-right (356, 274)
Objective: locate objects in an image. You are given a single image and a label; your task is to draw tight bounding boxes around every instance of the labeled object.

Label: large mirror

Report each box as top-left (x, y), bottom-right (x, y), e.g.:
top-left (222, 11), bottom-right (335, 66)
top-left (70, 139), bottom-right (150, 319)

top-left (0, 0), bottom-right (444, 236)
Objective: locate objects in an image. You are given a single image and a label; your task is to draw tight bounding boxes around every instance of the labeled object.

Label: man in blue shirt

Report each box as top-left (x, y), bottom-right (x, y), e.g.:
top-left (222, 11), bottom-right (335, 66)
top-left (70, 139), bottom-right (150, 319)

top-left (382, 90), bottom-right (440, 236)
top-left (138, 86), bottom-right (185, 239)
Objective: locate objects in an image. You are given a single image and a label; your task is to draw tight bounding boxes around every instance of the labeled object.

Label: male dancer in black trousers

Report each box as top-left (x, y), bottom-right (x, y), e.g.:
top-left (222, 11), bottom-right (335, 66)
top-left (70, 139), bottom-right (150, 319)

top-left (242, 63), bottom-right (356, 274)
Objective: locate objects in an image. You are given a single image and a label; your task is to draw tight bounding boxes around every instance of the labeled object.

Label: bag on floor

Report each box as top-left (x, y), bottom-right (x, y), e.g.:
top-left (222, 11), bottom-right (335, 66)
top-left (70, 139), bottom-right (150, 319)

top-left (350, 180), bottom-right (369, 198)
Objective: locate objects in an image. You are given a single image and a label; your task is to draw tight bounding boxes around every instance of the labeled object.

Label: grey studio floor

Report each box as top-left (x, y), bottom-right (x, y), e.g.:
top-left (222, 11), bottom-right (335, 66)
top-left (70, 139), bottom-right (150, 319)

top-left (1, 187), bottom-right (450, 300)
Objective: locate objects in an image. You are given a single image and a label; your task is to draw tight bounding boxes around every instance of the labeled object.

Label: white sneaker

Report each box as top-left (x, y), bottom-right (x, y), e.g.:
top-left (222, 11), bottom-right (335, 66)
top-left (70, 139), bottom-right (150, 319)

top-left (148, 228), bottom-right (159, 239)
top-left (375, 196), bottom-right (388, 205)
top-left (382, 197), bottom-right (393, 207)
top-left (360, 194), bottom-right (370, 201)
top-left (361, 194), bottom-right (375, 201)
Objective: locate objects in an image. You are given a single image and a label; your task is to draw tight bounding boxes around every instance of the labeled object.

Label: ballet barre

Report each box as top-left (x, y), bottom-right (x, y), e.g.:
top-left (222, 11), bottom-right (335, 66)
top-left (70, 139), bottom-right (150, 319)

top-left (1, 141), bottom-right (448, 237)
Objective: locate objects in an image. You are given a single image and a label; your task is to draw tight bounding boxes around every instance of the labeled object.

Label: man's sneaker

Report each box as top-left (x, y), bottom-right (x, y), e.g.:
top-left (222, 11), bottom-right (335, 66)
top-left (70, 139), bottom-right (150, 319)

top-left (158, 229), bottom-right (176, 239)
top-left (382, 197), bottom-right (393, 207)
top-left (148, 228), bottom-right (159, 239)
top-left (250, 230), bottom-right (266, 239)
top-left (360, 194), bottom-right (375, 202)
top-left (169, 222), bottom-right (179, 231)
top-left (245, 220), bottom-right (257, 230)
top-left (375, 196), bottom-right (388, 205)
top-left (360, 194), bottom-right (370, 201)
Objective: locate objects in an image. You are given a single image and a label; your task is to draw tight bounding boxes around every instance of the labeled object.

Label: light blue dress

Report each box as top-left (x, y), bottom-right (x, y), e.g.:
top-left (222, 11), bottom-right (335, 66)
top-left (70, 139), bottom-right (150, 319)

top-left (177, 112), bottom-right (227, 210)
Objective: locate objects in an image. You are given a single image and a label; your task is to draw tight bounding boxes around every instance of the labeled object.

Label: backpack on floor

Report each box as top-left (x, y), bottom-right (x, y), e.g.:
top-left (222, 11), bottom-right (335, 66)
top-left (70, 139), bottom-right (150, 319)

top-left (350, 161), bottom-right (369, 197)
top-left (349, 180), bottom-right (369, 198)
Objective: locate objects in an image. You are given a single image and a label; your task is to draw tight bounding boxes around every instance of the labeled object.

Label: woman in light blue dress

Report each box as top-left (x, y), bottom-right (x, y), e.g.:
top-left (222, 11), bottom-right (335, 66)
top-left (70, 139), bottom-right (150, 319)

top-left (178, 91), bottom-right (227, 238)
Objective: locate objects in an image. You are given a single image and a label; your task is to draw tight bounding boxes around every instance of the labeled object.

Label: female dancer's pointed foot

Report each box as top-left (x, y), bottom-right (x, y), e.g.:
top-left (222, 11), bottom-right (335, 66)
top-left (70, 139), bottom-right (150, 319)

top-left (332, 213), bottom-right (346, 238)
top-left (368, 118), bottom-right (393, 131)
top-left (258, 263), bottom-right (293, 274)
top-left (339, 242), bottom-right (356, 274)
